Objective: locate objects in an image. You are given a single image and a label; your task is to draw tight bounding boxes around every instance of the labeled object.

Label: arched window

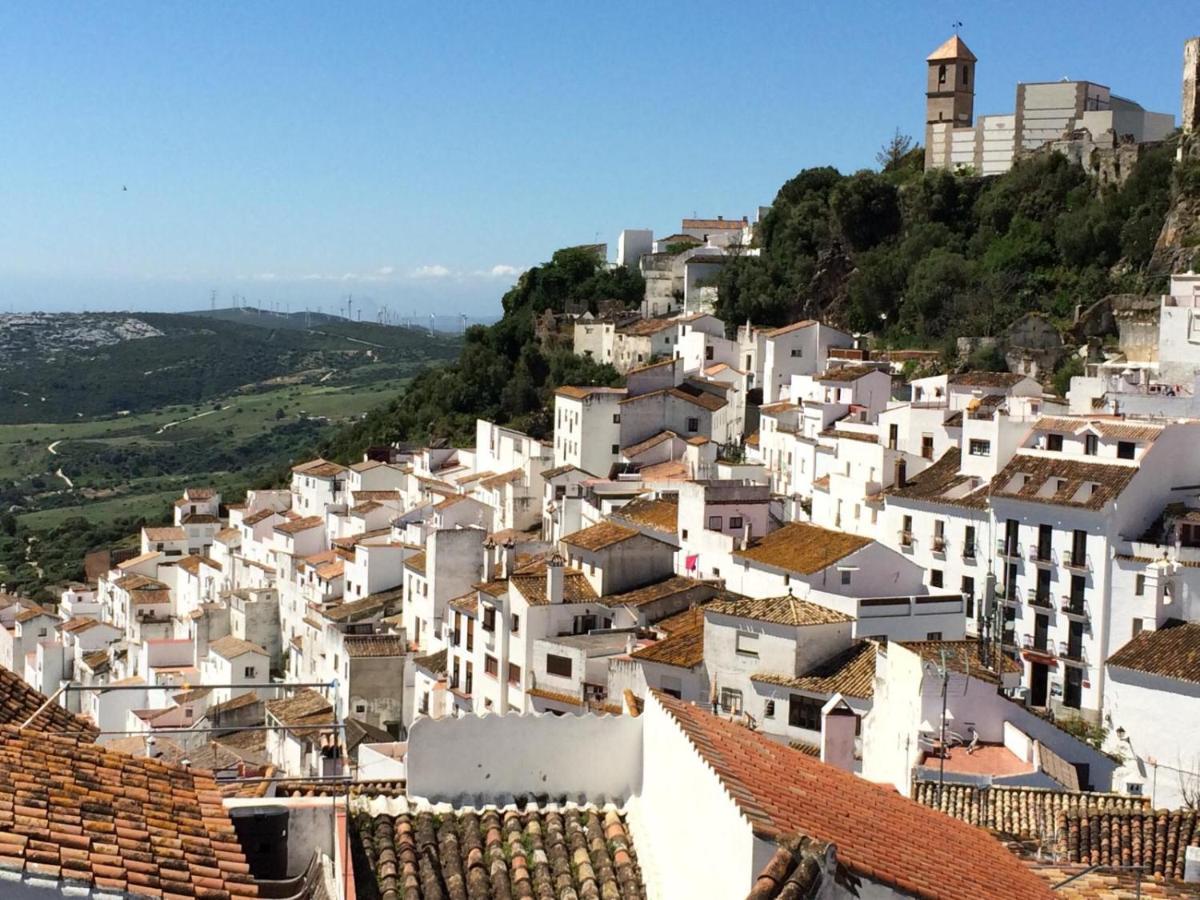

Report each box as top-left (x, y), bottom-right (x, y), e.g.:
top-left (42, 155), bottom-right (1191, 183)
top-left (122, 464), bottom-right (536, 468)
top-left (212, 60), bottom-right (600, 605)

top-left (963, 65), bottom-right (970, 86)
top-left (938, 64), bottom-right (947, 86)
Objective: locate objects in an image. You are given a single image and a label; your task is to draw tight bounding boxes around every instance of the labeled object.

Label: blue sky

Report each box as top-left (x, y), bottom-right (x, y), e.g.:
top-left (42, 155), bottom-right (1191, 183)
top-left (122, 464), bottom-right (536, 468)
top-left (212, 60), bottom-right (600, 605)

top-left (0, 2), bottom-right (1194, 317)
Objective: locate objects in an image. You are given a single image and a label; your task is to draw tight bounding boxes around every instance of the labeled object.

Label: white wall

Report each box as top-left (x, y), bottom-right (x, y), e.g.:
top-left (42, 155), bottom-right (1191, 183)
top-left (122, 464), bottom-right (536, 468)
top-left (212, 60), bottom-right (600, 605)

top-left (406, 712), bottom-right (642, 805)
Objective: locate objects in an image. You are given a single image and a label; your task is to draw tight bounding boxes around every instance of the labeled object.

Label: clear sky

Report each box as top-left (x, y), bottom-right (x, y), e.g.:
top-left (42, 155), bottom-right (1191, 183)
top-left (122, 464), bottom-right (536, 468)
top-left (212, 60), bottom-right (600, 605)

top-left (0, 1), bottom-right (1194, 318)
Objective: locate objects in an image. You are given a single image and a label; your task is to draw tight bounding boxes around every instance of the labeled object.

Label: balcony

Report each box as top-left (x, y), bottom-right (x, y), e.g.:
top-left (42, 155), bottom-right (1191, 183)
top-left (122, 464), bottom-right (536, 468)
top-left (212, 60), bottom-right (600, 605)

top-left (1063, 550), bottom-right (1090, 573)
top-left (898, 530), bottom-right (914, 552)
top-left (1028, 546), bottom-right (1054, 567)
top-left (1026, 588), bottom-right (1053, 610)
top-left (1060, 597), bottom-right (1089, 620)
top-left (996, 539), bottom-right (1022, 560)
top-left (961, 543), bottom-right (977, 562)
top-left (1001, 629), bottom-right (1018, 649)
top-left (931, 536), bottom-right (947, 558)
top-left (1022, 634), bottom-right (1054, 654)
top-left (1058, 642), bottom-right (1088, 665)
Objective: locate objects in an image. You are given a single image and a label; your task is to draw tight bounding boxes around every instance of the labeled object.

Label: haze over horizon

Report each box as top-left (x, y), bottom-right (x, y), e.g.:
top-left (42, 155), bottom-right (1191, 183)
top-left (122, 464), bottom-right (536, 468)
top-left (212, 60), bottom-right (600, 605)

top-left (1, 1), bottom-right (1193, 317)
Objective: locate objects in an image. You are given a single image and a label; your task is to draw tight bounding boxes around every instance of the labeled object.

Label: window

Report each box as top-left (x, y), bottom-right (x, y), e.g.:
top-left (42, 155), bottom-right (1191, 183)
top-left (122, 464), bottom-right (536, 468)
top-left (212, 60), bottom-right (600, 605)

top-left (962, 576), bottom-right (975, 619)
top-left (735, 631), bottom-right (759, 657)
top-left (511, 613), bottom-right (520, 635)
top-left (930, 569), bottom-right (943, 589)
top-left (508, 663), bottom-right (521, 685)
top-left (963, 65), bottom-right (970, 86)
top-left (355, 703), bottom-right (366, 714)
top-left (719, 688), bottom-right (743, 714)
top-left (705, 346), bottom-right (715, 360)
top-left (963, 525), bottom-right (976, 558)
top-left (968, 439), bottom-right (991, 457)
top-left (611, 444), bottom-right (619, 454)
top-left (887, 423), bottom-right (898, 450)
top-left (937, 63), bottom-right (947, 85)
top-left (1135, 574), bottom-right (1145, 596)
top-left (1132, 618), bottom-right (1144, 637)
top-left (764, 700), bottom-right (775, 718)
top-left (788, 695), bottom-right (822, 731)
top-left (482, 606), bottom-right (496, 632)
top-left (1117, 441), bottom-right (1135, 460)
top-left (686, 417), bottom-right (700, 433)
top-left (464, 662), bottom-right (474, 694)
top-left (730, 516), bottom-right (743, 530)
top-left (546, 654), bottom-right (573, 678)
top-left (789, 348), bottom-right (803, 358)
top-left (244, 666), bottom-right (256, 678)
top-left (1046, 433), bottom-right (1063, 452)
top-left (901, 514), bottom-right (913, 546)
top-left (466, 618), bottom-right (474, 652)
top-left (926, 631), bottom-right (943, 641)
top-left (484, 655), bottom-right (498, 677)
top-left (1084, 433), bottom-right (1099, 456)
top-left (921, 434), bottom-right (934, 460)
top-left (681, 528), bottom-right (688, 540)
top-left (708, 515), bottom-right (723, 530)
top-left (612, 413), bottom-right (621, 424)
top-left (840, 570), bottom-right (851, 586)
top-left (1126, 782), bottom-right (1144, 796)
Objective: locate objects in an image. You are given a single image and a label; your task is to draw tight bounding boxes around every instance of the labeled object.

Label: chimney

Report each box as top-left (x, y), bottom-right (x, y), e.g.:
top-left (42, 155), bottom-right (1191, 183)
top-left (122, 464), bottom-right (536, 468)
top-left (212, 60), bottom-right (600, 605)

top-left (893, 458), bottom-right (907, 489)
top-left (820, 698), bottom-right (857, 772)
top-left (547, 553), bottom-right (564, 604)
top-left (741, 521), bottom-right (753, 551)
top-left (501, 539), bottom-right (516, 580)
top-left (482, 539), bottom-right (496, 582)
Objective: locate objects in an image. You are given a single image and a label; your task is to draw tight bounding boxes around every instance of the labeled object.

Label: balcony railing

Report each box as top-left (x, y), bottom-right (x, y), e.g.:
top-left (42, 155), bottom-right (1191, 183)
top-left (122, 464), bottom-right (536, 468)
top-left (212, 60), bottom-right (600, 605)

top-left (1060, 597), bottom-right (1089, 619)
top-left (931, 537), bottom-right (947, 557)
top-left (1059, 642), bottom-right (1088, 665)
top-left (961, 543), bottom-right (977, 561)
top-left (1026, 588), bottom-right (1053, 609)
top-left (1029, 546), bottom-right (1054, 566)
top-left (1063, 550), bottom-right (1090, 572)
top-left (1001, 629), bottom-right (1018, 648)
top-left (899, 530), bottom-right (914, 550)
top-left (1022, 634), bottom-right (1053, 654)
top-left (997, 539), bottom-right (1022, 559)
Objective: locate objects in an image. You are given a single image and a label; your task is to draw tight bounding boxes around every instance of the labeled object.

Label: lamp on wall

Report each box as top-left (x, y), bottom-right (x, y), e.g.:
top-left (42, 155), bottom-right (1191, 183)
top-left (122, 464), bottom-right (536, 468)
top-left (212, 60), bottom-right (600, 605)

top-left (1115, 726), bottom-right (1127, 741)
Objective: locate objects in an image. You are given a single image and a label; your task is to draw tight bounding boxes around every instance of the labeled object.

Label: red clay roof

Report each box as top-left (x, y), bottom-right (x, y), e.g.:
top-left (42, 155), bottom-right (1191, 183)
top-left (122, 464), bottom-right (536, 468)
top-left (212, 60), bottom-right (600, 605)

top-left (654, 693), bottom-right (1052, 899)
top-left (0, 726), bottom-right (258, 896)
top-left (0, 666), bottom-right (98, 739)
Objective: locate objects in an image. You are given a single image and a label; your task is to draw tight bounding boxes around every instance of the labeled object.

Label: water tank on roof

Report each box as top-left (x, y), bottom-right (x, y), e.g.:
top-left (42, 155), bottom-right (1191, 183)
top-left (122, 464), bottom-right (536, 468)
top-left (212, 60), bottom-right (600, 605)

top-left (229, 805), bottom-right (290, 880)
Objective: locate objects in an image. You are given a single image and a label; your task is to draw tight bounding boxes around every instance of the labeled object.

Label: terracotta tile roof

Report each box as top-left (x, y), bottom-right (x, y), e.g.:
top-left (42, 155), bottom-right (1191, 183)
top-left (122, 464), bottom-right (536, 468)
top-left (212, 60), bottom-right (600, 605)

top-left (343, 634), bottom-right (406, 658)
top-left (554, 385), bottom-right (627, 400)
top-left (0, 666), bottom-right (98, 738)
top-left (612, 497), bottom-right (678, 533)
top-left (631, 608), bottom-right (704, 668)
top-left (561, 520), bottom-right (639, 551)
top-left (637, 459), bottom-right (688, 481)
top-left (620, 430), bottom-right (678, 457)
top-left (1033, 416), bottom-right (1164, 443)
top-left (948, 370), bottom-right (1025, 388)
top-left (291, 458), bottom-right (347, 478)
top-left (764, 319), bottom-right (817, 338)
top-left (184, 486), bottom-right (216, 499)
top-left (618, 316), bottom-right (680, 336)
top-left (618, 385), bottom-right (727, 412)
top-left (821, 427), bottom-right (878, 444)
top-left (627, 357), bottom-right (677, 375)
top-left (242, 508), bottom-right (278, 526)
top-left (349, 459), bottom-right (386, 472)
top-left (898, 639), bottom-right (1021, 683)
top-left (315, 559), bottom-right (344, 581)
top-left (818, 364), bottom-right (884, 383)
top-left (354, 806), bottom-right (643, 899)
top-left (207, 635), bottom-right (267, 660)
top-left (143, 526), bottom-right (186, 542)
top-left (527, 687), bottom-right (584, 707)
top-left (1107, 620), bottom-right (1200, 684)
top-left (682, 216), bottom-right (746, 230)
top-left (265, 689), bottom-right (333, 727)
top-left (448, 592), bottom-right (479, 614)
top-left (706, 594), bottom-right (852, 627)
top-left (914, 782), bottom-right (1148, 839)
top-left (746, 833), bottom-right (837, 899)
top-left (541, 463), bottom-right (590, 480)
top-left (886, 447), bottom-right (989, 509)
top-left (746, 431), bottom-right (760, 447)
top-left (732, 522), bottom-right (871, 574)
top-left (602, 574), bottom-right (705, 609)
top-left (509, 567), bottom-right (598, 606)
top-left (927, 33), bottom-right (977, 61)
top-left (990, 454), bottom-right (1137, 510)
top-left (654, 693), bottom-right (1052, 899)
top-left (116, 550), bottom-right (162, 570)
top-left (1030, 864), bottom-right (1200, 899)
top-left (14, 605), bottom-right (52, 623)
top-left (208, 692), bottom-right (262, 717)
top-left (353, 490), bottom-right (401, 501)
top-left (176, 554), bottom-right (220, 575)
top-left (114, 573), bottom-right (167, 592)
top-left (321, 588), bottom-right (402, 623)
top-left (180, 512), bottom-right (222, 525)
top-left (404, 550), bottom-right (426, 574)
top-left (751, 641), bottom-right (877, 699)
top-left (274, 515), bottom-right (324, 534)
top-left (759, 400), bottom-right (799, 415)
top-left (0, 726), bottom-right (258, 896)
top-left (350, 500), bottom-right (382, 515)
top-left (1057, 806), bottom-right (1200, 880)
top-left (479, 469), bottom-right (522, 490)
top-left (413, 648), bottom-right (447, 676)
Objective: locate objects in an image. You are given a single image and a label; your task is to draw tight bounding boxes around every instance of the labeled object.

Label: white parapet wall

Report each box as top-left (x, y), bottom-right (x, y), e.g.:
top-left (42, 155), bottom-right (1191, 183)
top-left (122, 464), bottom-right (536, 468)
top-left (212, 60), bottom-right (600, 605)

top-left (405, 711), bottom-right (643, 807)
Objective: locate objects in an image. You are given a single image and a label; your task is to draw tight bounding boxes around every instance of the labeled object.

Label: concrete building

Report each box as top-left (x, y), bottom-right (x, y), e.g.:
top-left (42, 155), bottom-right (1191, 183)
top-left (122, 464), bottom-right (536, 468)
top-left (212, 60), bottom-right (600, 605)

top-left (552, 385), bottom-right (627, 477)
top-left (616, 228), bottom-right (653, 269)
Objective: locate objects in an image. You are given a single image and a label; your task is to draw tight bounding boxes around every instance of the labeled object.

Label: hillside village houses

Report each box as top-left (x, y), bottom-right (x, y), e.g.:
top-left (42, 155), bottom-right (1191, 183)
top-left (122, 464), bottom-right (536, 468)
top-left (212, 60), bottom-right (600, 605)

top-left (8, 116), bottom-right (1200, 897)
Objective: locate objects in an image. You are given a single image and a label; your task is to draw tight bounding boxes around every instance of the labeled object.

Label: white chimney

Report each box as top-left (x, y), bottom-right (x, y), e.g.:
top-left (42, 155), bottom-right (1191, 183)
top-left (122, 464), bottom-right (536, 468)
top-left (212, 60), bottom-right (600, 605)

top-left (547, 553), bottom-right (565, 604)
top-left (482, 539), bottom-right (496, 582)
top-left (741, 521), bottom-right (752, 551)
top-left (501, 539), bottom-right (516, 580)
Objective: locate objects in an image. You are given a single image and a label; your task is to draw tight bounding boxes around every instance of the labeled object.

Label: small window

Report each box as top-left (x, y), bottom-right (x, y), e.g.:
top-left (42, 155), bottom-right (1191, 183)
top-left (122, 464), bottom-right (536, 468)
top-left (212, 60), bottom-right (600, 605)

top-left (1126, 782), bottom-right (1144, 796)
top-left (611, 444), bottom-right (619, 454)
top-left (1046, 433), bottom-right (1063, 452)
top-left (789, 348), bottom-right (803, 358)
top-left (968, 439), bottom-right (991, 457)
top-left (244, 666), bottom-right (256, 678)
top-left (612, 414), bottom-right (620, 424)
top-left (840, 570), bottom-right (851, 586)
top-left (720, 688), bottom-right (743, 714)
top-left (484, 655), bottom-right (498, 677)
top-left (1134, 574), bottom-right (1145, 596)
top-left (681, 529), bottom-right (689, 540)
top-left (1117, 441), bottom-right (1135, 460)
top-left (931, 569), bottom-right (944, 589)
top-left (735, 631), bottom-right (759, 657)
top-left (546, 654), bottom-right (573, 678)
top-left (355, 703), bottom-right (366, 714)
top-left (788, 695), bottom-right (822, 731)
top-left (730, 516), bottom-right (744, 530)
top-left (963, 65), bottom-right (970, 86)
top-left (511, 613), bottom-right (520, 635)
top-left (926, 631), bottom-right (943, 640)
top-left (1132, 618), bottom-right (1144, 637)
top-left (686, 417), bottom-right (700, 433)
top-left (938, 63), bottom-right (947, 85)
top-left (508, 663), bottom-right (521, 685)
top-left (764, 700), bottom-right (776, 719)
top-left (482, 607), bottom-right (496, 632)
top-left (708, 515), bottom-right (723, 530)
top-left (1084, 434), bottom-right (1099, 456)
